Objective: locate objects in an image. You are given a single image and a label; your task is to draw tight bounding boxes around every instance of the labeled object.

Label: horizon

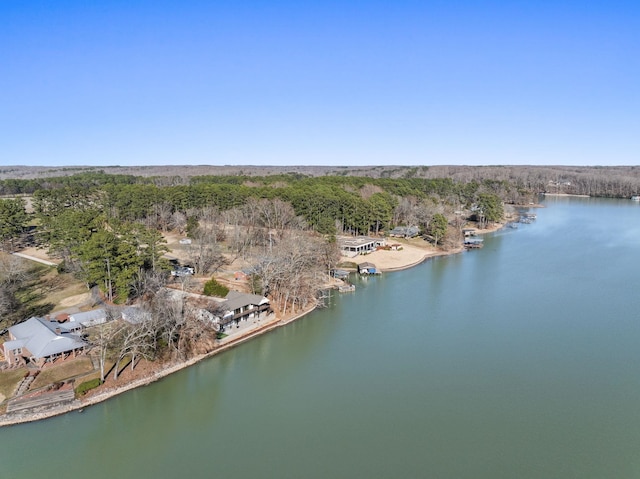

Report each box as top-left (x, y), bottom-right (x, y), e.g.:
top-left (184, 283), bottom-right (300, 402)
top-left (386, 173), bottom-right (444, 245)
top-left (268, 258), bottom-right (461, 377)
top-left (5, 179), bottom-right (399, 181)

top-left (5, 163), bottom-right (640, 170)
top-left (2, 1), bottom-right (639, 168)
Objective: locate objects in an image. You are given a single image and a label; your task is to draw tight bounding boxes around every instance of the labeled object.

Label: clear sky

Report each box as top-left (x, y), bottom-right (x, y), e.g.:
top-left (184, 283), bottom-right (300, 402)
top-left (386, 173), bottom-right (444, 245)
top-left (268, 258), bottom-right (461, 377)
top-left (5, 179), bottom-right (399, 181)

top-left (1, 0), bottom-right (639, 167)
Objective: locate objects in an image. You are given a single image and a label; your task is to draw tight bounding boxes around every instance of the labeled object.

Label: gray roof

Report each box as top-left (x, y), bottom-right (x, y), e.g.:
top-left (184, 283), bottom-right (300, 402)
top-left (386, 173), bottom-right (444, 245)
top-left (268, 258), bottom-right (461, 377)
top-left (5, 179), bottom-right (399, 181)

top-left (53, 321), bottom-right (83, 333)
top-left (3, 339), bottom-right (26, 351)
top-left (224, 290), bottom-right (269, 312)
top-left (390, 226), bottom-right (419, 237)
top-left (69, 308), bottom-right (107, 327)
top-left (7, 317), bottom-right (87, 359)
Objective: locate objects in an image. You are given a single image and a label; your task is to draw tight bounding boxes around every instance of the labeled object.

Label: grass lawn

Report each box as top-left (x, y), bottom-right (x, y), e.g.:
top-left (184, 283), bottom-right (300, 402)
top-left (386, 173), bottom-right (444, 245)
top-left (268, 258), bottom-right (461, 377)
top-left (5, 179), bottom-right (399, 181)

top-left (0, 368), bottom-right (28, 402)
top-left (77, 370), bottom-right (102, 383)
top-left (30, 357), bottom-right (94, 390)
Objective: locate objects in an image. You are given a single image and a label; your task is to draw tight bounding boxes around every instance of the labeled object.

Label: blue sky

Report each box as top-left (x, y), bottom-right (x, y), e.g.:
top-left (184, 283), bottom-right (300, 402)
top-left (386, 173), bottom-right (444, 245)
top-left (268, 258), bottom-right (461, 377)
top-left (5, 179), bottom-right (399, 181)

top-left (1, 1), bottom-right (638, 167)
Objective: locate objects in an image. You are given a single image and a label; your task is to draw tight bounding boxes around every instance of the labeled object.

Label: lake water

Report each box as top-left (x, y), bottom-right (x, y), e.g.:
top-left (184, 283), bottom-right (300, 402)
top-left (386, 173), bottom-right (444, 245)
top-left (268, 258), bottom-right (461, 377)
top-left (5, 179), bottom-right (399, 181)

top-left (2, 197), bottom-right (640, 478)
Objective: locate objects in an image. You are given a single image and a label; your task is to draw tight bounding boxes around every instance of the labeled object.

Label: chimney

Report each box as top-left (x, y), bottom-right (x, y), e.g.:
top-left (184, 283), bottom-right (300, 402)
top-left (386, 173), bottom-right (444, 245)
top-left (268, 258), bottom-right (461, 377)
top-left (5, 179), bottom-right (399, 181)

top-left (55, 327), bottom-right (61, 334)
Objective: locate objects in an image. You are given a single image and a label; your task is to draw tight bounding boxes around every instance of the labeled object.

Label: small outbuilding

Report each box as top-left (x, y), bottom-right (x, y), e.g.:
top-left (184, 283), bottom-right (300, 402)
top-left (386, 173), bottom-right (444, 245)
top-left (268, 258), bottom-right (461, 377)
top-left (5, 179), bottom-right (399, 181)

top-left (69, 308), bottom-right (108, 328)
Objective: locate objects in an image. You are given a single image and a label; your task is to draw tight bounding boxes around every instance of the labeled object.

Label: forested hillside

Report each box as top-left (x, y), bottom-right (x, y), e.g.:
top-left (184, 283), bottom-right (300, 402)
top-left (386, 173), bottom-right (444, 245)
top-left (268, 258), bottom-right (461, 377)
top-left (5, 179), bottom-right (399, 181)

top-left (2, 164), bottom-right (640, 198)
top-left (0, 170), bottom-right (516, 315)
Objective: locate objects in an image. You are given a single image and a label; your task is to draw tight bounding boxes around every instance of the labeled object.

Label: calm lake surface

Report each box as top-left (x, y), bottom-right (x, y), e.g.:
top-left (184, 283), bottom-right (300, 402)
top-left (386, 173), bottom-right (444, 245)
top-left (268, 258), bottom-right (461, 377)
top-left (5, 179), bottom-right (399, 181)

top-left (3, 197), bottom-right (640, 478)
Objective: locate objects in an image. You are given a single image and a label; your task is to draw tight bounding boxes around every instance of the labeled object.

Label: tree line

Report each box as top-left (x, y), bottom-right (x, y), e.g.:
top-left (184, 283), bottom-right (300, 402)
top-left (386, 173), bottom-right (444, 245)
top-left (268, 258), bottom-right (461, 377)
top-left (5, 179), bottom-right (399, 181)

top-left (0, 172), bottom-right (514, 310)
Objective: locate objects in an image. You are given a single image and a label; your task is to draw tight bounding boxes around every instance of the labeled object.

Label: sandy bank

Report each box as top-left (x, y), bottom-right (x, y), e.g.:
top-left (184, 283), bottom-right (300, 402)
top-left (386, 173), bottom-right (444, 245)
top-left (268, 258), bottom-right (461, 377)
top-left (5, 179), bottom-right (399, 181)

top-left (343, 222), bottom-right (507, 272)
top-left (543, 193), bottom-right (590, 198)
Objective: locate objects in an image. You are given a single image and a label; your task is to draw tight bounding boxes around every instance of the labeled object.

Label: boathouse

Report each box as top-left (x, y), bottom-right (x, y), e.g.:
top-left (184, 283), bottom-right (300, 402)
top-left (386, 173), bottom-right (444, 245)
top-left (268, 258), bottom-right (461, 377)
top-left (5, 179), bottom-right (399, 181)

top-left (358, 262), bottom-right (379, 275)
top-left (464, 237), bottom-right (484, 248)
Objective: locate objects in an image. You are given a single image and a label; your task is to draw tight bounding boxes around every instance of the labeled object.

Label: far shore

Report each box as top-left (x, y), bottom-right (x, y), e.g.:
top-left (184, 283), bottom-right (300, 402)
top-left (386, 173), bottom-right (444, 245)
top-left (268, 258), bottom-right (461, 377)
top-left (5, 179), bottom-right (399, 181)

top-left (542, 192), bottom-right (590, 198)
top-left (344, 220), bottom-right (507, 273)
top-left (0, 221), bottom-right (510, 427)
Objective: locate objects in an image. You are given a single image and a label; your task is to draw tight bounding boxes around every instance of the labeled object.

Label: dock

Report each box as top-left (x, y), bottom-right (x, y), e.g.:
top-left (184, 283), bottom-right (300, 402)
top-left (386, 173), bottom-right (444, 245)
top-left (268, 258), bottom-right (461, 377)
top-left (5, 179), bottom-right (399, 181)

top-left (337, 283), bottom-right (356, 293)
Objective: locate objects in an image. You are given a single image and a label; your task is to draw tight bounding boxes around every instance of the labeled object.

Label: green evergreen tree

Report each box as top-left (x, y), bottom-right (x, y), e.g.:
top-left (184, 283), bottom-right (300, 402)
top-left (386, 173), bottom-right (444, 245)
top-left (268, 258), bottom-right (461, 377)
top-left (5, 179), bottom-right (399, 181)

top-left (477, 193), bottom-right (504, 227)
top-left (203, 277), bottom-right (229, 297)
top-left (428, 213), bottom-right (448, 246)
top-left (0, 198), bottom-right (28, 251)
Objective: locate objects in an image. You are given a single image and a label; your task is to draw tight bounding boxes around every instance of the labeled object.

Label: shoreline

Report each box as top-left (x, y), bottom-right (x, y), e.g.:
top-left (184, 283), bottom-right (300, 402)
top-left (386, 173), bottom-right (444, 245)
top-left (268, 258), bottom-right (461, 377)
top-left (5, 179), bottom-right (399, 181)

top-left (0, 222), bottom-right (509, 427)
top-left (0, 305), bottom-right (316, 427)
top-left (542, 192), bottom-right (590, 198)
top-left (377, 246), bottom-right (464, 272)
top-left (349, 220), bottom-right (508, 273)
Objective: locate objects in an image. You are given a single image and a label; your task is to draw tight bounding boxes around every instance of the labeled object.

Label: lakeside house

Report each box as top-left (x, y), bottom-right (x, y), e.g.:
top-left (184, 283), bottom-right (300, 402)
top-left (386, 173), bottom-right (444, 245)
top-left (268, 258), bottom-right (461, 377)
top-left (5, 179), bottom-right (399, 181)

top-left (2, 317), bottom-right (88, 368)
top-left (338, 236), bottom-right (386, 256)
top-left (219, 291), bottom-right (271, 331)
top-left (388, 226), bottom-right (419, 238)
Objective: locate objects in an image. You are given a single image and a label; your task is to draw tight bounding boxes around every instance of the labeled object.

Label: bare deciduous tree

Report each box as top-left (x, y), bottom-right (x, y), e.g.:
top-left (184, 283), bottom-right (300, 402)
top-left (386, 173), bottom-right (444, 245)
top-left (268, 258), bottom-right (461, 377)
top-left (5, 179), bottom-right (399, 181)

top-left (252, 232), bottom-right (330, 316)
top-left (92, 309), bottom-right (128, 382)
top-left (130, 268), bottom-right (169, 300)
top-left (112, 309), bottom-right (156, 380)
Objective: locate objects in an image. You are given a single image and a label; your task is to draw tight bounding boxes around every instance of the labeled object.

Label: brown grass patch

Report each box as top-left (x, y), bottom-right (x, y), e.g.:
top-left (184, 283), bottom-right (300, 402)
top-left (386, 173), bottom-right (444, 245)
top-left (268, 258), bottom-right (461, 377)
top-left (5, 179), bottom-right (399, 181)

top-left (38, 272), bottom-right (88, 312)
top-left (0, 368), bottom-right (28, 400)
top-left (30, 357), bottom-right (94, 390)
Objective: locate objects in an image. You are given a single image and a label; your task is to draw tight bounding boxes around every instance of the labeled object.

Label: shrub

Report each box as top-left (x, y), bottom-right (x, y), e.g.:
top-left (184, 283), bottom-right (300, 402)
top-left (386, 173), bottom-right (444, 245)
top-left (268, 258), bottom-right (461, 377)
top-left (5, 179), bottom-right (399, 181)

top-left (203, 277), bottom-right (229, 297)
top-left (250, 275), bottom-right (263, 295)
top-left (75, 378), bottom-right (102, 396)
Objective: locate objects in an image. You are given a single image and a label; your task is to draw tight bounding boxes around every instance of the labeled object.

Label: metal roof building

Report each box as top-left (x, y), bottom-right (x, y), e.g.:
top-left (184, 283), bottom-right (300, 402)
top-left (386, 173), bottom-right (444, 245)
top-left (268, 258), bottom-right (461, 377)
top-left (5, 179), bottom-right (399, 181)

top-left (3, 317), bottom-right (87, 366)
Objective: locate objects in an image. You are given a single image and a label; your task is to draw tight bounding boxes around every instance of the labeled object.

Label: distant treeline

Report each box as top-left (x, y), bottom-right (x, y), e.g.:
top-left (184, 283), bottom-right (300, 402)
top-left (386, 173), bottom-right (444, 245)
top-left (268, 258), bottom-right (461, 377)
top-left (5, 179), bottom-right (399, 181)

top-left (2, 165), bottom-right (640, 198)
top-left (28, 173), bottom-right (521, 235)
top-left (413, 165), bottom-right (640, 198)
